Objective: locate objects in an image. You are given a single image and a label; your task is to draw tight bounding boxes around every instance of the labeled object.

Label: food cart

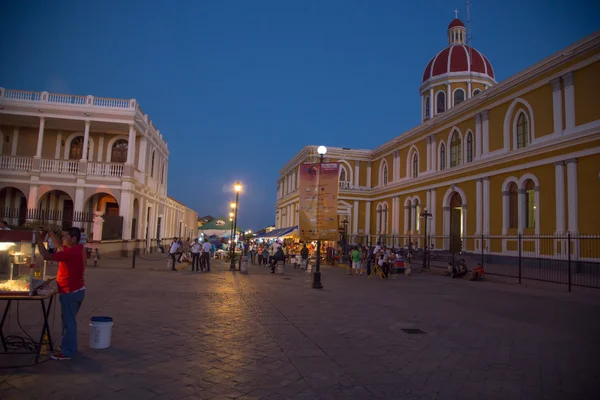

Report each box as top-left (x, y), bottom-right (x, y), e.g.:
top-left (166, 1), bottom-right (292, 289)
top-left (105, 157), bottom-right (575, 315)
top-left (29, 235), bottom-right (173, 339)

top-left (0, 230), bottom-right (57, 365)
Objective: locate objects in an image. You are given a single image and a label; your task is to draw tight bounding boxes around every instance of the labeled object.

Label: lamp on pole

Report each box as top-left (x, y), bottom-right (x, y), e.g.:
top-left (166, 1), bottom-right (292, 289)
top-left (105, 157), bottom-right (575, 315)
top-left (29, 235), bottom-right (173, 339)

top-left (419, 207), bottom-right (433, 269)
top-left (230, 182), bottom-right (242, 271)
top-left (229, 210), bottom-right (235, 244)
top-left (312, 145), bottom-right (327, 289)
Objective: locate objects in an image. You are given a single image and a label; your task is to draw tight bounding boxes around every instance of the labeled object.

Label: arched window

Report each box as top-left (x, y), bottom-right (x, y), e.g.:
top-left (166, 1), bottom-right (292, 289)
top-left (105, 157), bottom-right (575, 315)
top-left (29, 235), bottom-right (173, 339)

top-left (425, 96), bottom-right (431, 118)
top-left (69, 136), bottom-right (90, 160)
top-left (111, 139), bottom-right (128, 163)
top-left (383, 165), bottom-right (388, 186)
top-left (524, 180), bottom-right (536, 228)
top-left (453, 89), bottom-right (465, 106)
top-left (150, 151), bottom-right (156, 177)
top-left (439, 143), bottom-right (446, 171)
top-left (450, 132), bottom-right (461, 167)
top-left (436, 92), bottom-right (446, 113)
top-left (466, 132), bottom-right (473, 163)
top-left (508, 182), bottom-right (518, 229)
top-left (517, 113), bottom-right (529, 149)
top-left (412, 154), bottom-right (418, 178)
top-left (340, 167), bottom-right (346, 182)
top-left (473, 89), bottom-right (482, 96)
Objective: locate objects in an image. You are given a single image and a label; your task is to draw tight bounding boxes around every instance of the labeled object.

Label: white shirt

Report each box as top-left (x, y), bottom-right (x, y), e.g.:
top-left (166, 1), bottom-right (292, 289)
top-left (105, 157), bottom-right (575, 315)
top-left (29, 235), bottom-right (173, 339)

top-left (191, 243), bottom-right (201, 253)
top-left (169, 242), bottom-right (179, 254)
top-left (202, 242), bottom-right (212, 252)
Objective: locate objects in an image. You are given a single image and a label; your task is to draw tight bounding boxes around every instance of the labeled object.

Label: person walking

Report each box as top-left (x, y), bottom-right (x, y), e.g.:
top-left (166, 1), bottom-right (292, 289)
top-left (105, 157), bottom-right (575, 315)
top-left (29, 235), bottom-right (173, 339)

top-left (201, 239), bottom-right (212, 272)
top-left (350, 245), bottom-right (361, 276)
top-left (169, 238), bottom-right (179, 271)
top-left (35, 227), bottom-right (86, 360)
top-left (300, 243), bottom-right (309, 270)
top-left (191, 239), bottom-right (201, 272)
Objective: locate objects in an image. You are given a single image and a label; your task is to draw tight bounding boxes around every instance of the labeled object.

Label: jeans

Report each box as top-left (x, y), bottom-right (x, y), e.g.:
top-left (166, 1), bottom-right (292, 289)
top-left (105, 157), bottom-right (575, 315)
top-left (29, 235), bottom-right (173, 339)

top-left (192, 253), bottom-right (200, 271)
top-left (201, 252), bottom-right (210, 271)
top-left (59, 290), bottom-right (85, 357)
top-left (170, 253), bottom-right (177, 270)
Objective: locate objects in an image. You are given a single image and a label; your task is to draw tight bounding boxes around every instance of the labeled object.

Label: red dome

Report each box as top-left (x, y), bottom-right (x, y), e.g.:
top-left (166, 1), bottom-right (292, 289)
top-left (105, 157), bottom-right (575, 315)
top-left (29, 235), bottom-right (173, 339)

top-left (448, 18), bottom-right (465, 29)
top-left (422, 45), bottom-right (495, 83)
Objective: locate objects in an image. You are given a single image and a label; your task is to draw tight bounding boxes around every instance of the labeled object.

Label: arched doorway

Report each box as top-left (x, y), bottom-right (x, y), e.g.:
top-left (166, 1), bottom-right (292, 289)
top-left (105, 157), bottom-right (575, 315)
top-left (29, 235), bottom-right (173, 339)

top-left (84, 193), bottom-right (121, 240)
top-left (37, 190), bottom-right (74, 229)
top-left (449, 192), bottom-right (463, 253)
top-left (0, 187), bottom-right (27, 227)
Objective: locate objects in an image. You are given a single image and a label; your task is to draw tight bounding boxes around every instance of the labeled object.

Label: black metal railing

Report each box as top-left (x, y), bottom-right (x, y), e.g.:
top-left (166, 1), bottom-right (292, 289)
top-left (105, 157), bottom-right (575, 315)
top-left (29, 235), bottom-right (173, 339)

top-left (346, 233), bottom-right (600, 291)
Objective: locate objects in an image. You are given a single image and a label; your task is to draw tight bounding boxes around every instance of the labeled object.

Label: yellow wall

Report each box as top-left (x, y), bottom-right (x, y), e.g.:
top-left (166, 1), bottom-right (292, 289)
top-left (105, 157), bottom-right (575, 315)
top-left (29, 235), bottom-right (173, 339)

top-left (577, 154), bottom-right (600, 234)
top-left (574, 61), bottom-right (600, 127)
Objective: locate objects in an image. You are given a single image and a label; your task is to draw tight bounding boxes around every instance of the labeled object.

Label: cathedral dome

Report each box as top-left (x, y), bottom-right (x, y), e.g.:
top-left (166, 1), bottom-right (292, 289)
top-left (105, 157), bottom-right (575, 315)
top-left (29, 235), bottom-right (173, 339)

top-left (422, 18), bottom-right (495, 83)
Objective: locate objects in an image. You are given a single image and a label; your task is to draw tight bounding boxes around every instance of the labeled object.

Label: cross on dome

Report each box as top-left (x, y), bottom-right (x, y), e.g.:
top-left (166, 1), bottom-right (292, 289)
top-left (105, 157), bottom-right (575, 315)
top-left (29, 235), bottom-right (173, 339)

top-left (454, 9), bottom-right (459, 19)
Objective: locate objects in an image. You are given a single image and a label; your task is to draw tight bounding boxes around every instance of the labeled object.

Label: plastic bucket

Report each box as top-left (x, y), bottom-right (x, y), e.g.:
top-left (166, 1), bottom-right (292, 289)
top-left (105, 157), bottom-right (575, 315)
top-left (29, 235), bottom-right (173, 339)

top-left (89, 316), bottom-right (113, 349)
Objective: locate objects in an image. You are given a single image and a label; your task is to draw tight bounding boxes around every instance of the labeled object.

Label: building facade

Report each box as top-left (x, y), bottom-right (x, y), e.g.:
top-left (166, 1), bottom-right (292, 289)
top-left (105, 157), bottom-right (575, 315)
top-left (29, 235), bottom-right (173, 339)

top-left (0, 87), bottom-right (198, 244)
top-left (275, 20), bottom-right (600, 259)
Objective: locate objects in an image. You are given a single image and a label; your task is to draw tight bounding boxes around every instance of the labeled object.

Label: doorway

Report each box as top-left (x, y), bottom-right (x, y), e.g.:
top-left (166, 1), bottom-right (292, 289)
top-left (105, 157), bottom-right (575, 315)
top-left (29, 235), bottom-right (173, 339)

top-left (449, 192), bottom-right (463, 253)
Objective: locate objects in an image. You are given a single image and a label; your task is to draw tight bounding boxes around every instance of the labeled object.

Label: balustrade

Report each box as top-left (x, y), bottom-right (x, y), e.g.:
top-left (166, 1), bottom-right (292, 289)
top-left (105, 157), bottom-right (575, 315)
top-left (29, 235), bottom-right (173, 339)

top-left (40, 159), bottom-right (79, 174)
top-left (0, 156), bottom-right (33, 171)
top-left (87, 162), bottom-right (124, 177)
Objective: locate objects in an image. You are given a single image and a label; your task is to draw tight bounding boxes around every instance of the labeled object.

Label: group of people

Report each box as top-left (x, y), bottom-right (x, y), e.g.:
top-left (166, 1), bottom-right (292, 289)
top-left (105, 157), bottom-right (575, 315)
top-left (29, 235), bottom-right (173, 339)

top-left (446, 259), bottom-right (485, 281)
top-left (169, 237), bottom-right (213, 272)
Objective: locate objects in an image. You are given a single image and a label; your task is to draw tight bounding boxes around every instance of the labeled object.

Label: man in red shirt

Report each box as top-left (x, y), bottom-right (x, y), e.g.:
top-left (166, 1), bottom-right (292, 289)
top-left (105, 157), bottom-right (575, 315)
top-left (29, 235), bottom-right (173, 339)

top-left (35, 227), bottom-right (86, 361)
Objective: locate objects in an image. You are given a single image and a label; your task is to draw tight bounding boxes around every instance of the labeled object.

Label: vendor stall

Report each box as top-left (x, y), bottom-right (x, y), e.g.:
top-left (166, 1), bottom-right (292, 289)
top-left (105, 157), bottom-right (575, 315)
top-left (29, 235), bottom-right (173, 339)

top-left (0, 230), bottom-right (57, 365)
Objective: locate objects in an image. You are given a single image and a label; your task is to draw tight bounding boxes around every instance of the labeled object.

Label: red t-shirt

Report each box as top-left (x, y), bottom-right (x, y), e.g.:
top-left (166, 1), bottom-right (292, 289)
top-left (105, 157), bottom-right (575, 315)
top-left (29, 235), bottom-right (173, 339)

top-left (53, 244), bottom-right (86, 293)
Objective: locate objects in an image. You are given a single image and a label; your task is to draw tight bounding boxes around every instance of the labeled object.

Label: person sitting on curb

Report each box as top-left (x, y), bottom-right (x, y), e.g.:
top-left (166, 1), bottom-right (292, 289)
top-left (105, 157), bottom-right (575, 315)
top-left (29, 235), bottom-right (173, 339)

top-left (470, 263), bottom-right (485, 281)
top-left (270, 246), bottom-right (286, 273)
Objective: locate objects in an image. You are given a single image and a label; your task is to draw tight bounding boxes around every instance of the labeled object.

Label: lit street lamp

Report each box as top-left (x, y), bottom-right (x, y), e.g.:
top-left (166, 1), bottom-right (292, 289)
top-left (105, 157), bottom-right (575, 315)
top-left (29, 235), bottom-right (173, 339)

top-left (230, 182), bottom-right (242, 271)
top-left (312, 145), bottom-right (327, 289)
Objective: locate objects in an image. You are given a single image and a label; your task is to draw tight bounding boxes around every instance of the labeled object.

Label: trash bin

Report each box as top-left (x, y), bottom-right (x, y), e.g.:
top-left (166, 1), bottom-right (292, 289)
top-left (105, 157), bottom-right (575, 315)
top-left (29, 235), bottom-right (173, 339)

top-left (89, 316), bottom-right (113, 349)
top-left (240, 255), bottom-right (249, 274)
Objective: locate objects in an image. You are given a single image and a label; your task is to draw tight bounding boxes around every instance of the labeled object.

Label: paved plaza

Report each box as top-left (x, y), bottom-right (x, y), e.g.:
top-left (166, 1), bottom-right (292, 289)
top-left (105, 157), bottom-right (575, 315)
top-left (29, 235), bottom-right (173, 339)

top-left (1, 256), bottom-right (599, 400)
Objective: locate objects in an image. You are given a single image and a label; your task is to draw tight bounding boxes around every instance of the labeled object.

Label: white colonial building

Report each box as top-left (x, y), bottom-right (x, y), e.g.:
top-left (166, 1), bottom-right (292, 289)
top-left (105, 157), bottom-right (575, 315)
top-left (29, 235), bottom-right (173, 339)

top-left (0, 87), bottom-right (198, 245)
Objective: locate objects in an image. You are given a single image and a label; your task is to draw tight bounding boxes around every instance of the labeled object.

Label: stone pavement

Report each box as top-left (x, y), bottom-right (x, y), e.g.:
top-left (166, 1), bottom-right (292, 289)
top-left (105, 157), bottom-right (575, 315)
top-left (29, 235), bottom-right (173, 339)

top-left (0, 258), bottom-right (599, 399)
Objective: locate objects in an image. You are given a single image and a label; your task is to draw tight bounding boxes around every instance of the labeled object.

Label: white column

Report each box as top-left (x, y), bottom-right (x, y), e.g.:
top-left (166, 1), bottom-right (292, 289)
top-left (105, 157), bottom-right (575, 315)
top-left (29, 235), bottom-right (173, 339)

top-left (120, 189), bottom-right (133, 240)
top-left (443, 207), bottom-right (450, 249)
top-left (80, 120), bottom-right (90, 161)
top-left (563, 72), bottom-right (575, 132)
top-left (54, 131), bottom-right (62, 159)
top-left (11, 127), bottom-right (19, 156)
top-left (534, 186), bottom-right (540, 235)
top-left (35, 117), bottom-right (45, 158)
top-left (365, 201), bottom-right (371, 235)
top-left (483, 177), bottom-right (490, 234)
top-left (468, 81), bottom-right (472, 98)
top-left (518, 189), bottom-right (525, 233)
top-left (426, 191), bottom-right (431, 216)
top-left (27, 185), bottom-right (39, 209)
top-left (475, 179), bottom-right (482, 234)
top-left (430, 189), bottom-right (436, 235)
top-left (97, 135), bottom-right (104, 162)
top-left (403, 204), bottom-right (409, 234)
top-left (411, 204), bottom-right (417, 234)
top-left (481, 111), bottom-right (489, 155)
top-left (446, 84), bottom-right (451, 110)
top-left (554, 161), bottom-right (565, 233)
top-left (551, 78), bottom-right (564, 136)
top-left (353, 201), bottom-right (359, 234)
top-left (502, 191), bottom-right (509, 235)
top-left (566, 158), bottom-right (578, 233)
top-left (429, 88), bottom-right (434, 117)
top-left (430, 135), bottom-right (436, 172)
top-left (426, 137), bottom-right (431, 172)
top-left (391, 198), bottom-right (397, 234)
top-left (366, 162), bottom-right (372, 187)
top-left (461, 204), bottom-right (468, 241)
top-left (73, 186), bottom-right (85, 228)
top-left (138, 137), bottom-right (147, 171)
top-left (475, 114), bottom-right (482, 160)
top-left (126, 124), bottom-right (135, 165)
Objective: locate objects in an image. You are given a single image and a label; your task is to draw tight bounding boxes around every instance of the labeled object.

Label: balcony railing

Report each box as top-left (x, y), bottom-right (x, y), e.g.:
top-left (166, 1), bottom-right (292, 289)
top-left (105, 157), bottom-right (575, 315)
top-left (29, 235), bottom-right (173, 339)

top-left (0, 156), bottom-right (33, 171)
top-left (87, 162), bottom-right (124, 177)
top-left (339, 181), bottom-right (370, 191)
top-left (41, 159), bottom-right (79, 174)
top-left (0, 88), bottom-right (135, 110)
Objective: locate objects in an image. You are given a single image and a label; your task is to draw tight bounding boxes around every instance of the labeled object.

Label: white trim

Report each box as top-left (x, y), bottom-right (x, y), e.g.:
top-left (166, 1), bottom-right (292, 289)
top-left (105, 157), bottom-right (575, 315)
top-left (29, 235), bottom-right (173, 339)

top-left (442, 185), bottom-right (468, 208)
top-left (447, 127), bottom-right (463, 168)
top-left (438, 140), bottom-right (447, 171)
top-left (406, 145), bottom-right (420, 178)
top-left (434, 90), bottom-right (446, 114)
top-left (452, 87), bottom-right (466, 107)
top-left (464, 130), bottom-right (474, 163)
top-left (423, 95), bottom-right (431, 120)
top-left (105, 135), bottom-right (129, 162)
top-left (505, 98), bottom-right (536, 152)
top-left (472, 88), bottom-right (482, 96)
top-left (63, 132), bottom-right (95, 160)
top-left (378, 158), bottom-right (389, 187)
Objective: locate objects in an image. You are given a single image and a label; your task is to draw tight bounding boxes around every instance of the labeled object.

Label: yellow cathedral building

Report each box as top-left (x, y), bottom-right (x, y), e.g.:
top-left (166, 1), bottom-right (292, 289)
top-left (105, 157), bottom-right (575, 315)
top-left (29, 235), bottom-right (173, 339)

top-left (275, 18), bottom-right (600, 260)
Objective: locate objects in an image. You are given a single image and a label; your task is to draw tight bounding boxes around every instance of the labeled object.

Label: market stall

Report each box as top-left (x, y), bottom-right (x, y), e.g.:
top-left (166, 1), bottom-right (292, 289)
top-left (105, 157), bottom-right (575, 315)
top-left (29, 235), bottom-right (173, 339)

top-left (0, 230), bottom-right (57, 365)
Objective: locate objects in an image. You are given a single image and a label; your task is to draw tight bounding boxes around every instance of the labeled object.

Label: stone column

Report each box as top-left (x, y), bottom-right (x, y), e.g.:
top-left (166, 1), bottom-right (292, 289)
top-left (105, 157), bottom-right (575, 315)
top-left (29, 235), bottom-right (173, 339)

top-left (502, 191), bottom-right (509, 235)
top-left (120, 187), bottom-right (133, 240)
top-left (126, 124), bottom-right (136, 165)
top-left (429, 88), bottom-right (434, 116)
top-left (81, 120), bottom-right (90, 161)
top-left (412, 204), bottom-right (418, 234)
top-left (54, 131), bottom-right (62, 159)
top-left (563, 72), bottom-right (575, 132)
top-left (566, 158), bottom-right (578, 233)
top-left (426, 137), bottom-right (431, 172)
top-left (483, 177), bottom-right (490, 234)
top-left (430, 135), bottom-right (436, 172)
top-left (446, 83), bottom-right (451, 110)
top-left (365, 201), bottom-right (371, 236)
top-left (475, 179), bottom-right (482, 234)
top-left (366, 162), bottom-right (372, 187)
top-left (430, 189), bottom-right (437, 236)
top-left (475, 114), bottom-right (482, 160)
top-left (518, 189), bottom-right (526, 234)
top-left (354, 160), bottom-right (360, 188)
top-left (551, 78), bottom-right (563, 136)
top-left (443, 206), bottom-right (450, 249)
top-left (481, 111), bottom-right (489, 155)
top-left (11, 127), bottom-right (19, 156)
top-left (35, 117), bottom-right (45, 158)
top-left (97, 135), bottom-right (104, 162)
top-left (404, 204), bottom-right (409, 234)
top-left (353, 201), bottom-right (359, 235)
top-left (554, 161), bottom-right (565, 233)
top-left (27, 184), bottom-right (39, 210)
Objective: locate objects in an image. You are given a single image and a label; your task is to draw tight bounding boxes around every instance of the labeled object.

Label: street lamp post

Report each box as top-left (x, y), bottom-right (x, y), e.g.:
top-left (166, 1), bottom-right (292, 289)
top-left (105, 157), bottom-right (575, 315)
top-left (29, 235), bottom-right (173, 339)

top-left (230, 182), bottom-right (242, 271)
top-left (342, 217), bottom-right (348, 262)
top-left (229, 210), bottom-right (235, 244)
top-left (419, 208), bottom-right (433, 269)
top-left (312, 145), bottom-right (327, 289)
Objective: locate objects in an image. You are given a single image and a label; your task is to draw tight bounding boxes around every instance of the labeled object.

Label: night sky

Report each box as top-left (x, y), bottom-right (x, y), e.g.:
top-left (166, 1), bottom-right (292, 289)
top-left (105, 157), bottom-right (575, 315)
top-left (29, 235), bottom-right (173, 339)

top-left (1, 0), bottom-right (598, 230)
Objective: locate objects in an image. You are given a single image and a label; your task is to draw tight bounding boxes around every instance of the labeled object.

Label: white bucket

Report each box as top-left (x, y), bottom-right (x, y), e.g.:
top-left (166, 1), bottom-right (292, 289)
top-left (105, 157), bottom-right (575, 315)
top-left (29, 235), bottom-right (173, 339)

top-left (240, 256), bottom-right (248, 274)
top-left (89, 316), bottom-right (113, 349)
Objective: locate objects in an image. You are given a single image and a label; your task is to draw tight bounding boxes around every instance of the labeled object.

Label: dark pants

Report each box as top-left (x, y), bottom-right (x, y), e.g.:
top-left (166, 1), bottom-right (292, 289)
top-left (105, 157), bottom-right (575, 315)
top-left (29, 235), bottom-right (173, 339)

top-left (60, 290), bottom-right (85, 357)
top-left (170, 253), bottom-right (177, 270)
top-left (201, 252), bottom-right (210, 271)
top-left (381, 263), bottom-right (390, 279)
top-left (177, 251), bottom-right (183, 262)
top-left (192, 253), bottom-right (200, 271)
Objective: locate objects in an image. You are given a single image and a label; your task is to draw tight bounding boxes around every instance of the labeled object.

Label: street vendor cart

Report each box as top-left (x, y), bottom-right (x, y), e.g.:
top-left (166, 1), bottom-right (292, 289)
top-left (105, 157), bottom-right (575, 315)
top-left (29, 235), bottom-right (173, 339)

top-left (0, 230), bottom-right (57, 365)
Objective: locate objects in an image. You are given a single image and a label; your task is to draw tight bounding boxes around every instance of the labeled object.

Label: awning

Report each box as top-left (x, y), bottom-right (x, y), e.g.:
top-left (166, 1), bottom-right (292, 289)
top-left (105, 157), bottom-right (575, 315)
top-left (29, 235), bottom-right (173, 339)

top-left (255, 226), bottom-right (297, 239)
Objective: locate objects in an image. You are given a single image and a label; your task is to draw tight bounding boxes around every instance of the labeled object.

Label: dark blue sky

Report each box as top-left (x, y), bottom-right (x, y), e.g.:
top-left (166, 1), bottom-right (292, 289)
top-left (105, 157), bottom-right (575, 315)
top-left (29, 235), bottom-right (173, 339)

top-left (1, 1), bottom-right (598, 230)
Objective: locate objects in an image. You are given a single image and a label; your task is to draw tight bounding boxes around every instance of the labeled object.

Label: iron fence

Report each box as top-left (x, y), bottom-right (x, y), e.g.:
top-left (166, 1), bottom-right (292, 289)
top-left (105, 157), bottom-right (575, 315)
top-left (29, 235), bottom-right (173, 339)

top-left (347, 233), bottom-right (600, 291)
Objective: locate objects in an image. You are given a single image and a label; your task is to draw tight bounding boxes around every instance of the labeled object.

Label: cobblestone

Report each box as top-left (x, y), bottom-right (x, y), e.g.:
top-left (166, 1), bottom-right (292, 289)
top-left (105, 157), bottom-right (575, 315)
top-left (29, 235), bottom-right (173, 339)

top-left (0, 259), bottom-right (599, 399)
